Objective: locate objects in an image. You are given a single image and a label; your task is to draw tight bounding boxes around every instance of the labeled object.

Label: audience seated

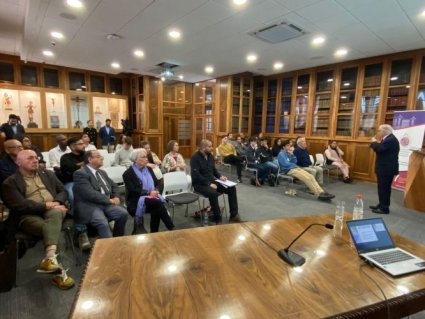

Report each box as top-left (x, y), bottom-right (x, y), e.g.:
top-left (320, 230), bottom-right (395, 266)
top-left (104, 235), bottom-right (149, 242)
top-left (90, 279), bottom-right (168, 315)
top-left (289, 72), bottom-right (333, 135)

top-left (72, 150), bottom-right (128, 238)
top-left (0, 114), bottom-right (25, 141)
top-left (1, 150), bottom-right (74, 290)
top-left (82, 133), bottom-right (96, 151)
top-left (272, 138), bottom-right (282, 157)
top-left (21, 135), bottom-right (45, 167)
top-left (114, 136), bottom-right (133, 168)
top-left (324, 140), bottom-right (352, 183)
top-left (123, 148), bottom-right (174, 234)
top-left (82, 120), bottom-right (97, 146)
top-left (278, 140), bottom-right (335, 201)
top-left (0, 139), bottom-right (23, 185)
top-left (139, 140), bottom-right (164, 193)
top-left (48, 134), bottom-right (71, 172)
top-left (163, 140), bottom-right (186, 172)
top-left (114, 134), bottom-right (127, 153)
top-left (191, 139), bottom-right (242, 224)
top-left (233, 135), bottom-right (247, 157)
top-left (293, 137), bottom-right (324, 185)
top-left (258, 137), bottom-right (279, 176)
top-left (218, 135), bottom-right (244, 183)
top-left (246, 137), bottom-right (272, 186)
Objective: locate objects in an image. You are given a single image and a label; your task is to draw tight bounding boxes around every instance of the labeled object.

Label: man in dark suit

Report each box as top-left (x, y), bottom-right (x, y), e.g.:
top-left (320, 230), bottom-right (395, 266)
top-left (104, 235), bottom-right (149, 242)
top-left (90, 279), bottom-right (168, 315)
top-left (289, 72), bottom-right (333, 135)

top-left (73, 150), bottom-right (128, 238)
top-left (0, 114), bottom-right (25, 141)
top-left (98, 119), bottom-right (115, 153)
top-left (369, 124), bottom-right (400, 214)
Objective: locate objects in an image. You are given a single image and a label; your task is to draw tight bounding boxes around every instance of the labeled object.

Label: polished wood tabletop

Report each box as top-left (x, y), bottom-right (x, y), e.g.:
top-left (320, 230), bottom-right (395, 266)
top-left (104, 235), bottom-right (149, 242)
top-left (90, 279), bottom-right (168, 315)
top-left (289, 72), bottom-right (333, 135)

top-left (70, 214), bottom-right (425, 318)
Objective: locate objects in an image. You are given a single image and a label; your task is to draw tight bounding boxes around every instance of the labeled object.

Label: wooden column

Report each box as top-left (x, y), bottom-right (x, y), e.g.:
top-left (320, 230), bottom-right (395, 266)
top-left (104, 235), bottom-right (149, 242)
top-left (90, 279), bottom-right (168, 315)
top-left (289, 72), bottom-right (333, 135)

top-left (404, 150), bottom-right (425, 212)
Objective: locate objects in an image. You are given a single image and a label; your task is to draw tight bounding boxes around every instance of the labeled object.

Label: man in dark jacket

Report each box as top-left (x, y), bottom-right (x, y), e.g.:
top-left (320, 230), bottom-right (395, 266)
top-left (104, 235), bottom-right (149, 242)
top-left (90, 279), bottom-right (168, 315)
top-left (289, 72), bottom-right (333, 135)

top-left (0, 114), bottom-right (25, 141)
top-left (191, 139), bottom-right (242, 224)
top-left (370, 124), bottom-right (400, 214)
top-left (0, 139), bottom-right (23, 185)
top-left (98, 119), bottom-right (115, 153)
top-left (2, 150), bottom-right (74, 289)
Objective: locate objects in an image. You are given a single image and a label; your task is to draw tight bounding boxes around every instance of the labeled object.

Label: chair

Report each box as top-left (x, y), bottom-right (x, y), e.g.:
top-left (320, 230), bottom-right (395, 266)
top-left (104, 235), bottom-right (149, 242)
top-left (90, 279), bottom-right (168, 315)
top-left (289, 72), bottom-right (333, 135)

top-left (41, 152), bottom-right (51, 168)
top-left (102, 166), bottom-right (126, 194)
top-left (275, 166), bottom-right (294, 187)
top-left (215, 147), bottom-right (232, 174)
top-left (162, 171), bottom-right (200, 221)
top-left (106, 153), bottom-right (116, 166)
top-left (244, 155), bottom-right (259, 183)
top-left (315, 153), bottom-right (340, 183)
top-left (309, 154), bottom-right (315, 166)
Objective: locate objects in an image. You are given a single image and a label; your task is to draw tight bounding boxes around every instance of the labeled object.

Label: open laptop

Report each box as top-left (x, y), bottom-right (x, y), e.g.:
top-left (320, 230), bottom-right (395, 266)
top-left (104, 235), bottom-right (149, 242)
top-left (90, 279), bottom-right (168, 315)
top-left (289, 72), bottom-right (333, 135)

top-left (346, 217), bottom-right (425, 276)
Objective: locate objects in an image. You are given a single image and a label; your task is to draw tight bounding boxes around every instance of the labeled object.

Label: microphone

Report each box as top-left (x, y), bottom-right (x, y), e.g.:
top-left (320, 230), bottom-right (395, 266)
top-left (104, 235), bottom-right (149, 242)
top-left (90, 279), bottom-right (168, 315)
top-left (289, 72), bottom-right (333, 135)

top-left (277, 223), bottom-right (333, 267)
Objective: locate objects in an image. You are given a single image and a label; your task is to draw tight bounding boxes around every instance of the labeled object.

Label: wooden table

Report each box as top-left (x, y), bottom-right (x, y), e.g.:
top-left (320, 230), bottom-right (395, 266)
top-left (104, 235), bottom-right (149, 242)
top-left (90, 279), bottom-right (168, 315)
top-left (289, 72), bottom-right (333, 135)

top-left (70, 215), bottom-right (425, 318)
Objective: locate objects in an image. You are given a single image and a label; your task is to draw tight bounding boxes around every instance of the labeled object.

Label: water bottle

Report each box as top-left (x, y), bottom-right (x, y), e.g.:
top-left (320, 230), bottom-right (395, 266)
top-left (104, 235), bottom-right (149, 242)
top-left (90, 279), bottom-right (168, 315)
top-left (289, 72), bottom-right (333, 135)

top-left (353, 194), bottom-right (364, 220)
top-left (333, 201), bottom-right (345, 237)
top-left (203, 209), bottom-right (209, 227)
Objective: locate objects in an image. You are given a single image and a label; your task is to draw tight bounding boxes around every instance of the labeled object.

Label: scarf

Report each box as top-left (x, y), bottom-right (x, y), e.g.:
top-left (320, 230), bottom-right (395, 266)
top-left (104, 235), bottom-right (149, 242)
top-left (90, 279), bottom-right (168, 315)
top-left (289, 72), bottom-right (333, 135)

top-left (132, 164), bottom-right (164, 223)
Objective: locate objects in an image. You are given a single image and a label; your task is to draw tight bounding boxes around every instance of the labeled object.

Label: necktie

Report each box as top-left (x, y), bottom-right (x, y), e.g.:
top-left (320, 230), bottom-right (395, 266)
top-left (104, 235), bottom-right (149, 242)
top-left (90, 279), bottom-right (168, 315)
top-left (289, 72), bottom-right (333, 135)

top-left (95, 170), bottom-right (110, 196)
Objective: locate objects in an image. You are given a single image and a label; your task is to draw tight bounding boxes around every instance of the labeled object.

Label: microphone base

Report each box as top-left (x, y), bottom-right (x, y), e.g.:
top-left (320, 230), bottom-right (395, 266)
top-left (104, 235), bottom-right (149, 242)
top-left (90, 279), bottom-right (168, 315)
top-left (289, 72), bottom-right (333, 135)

top-left (277, 249), bottom-right (306, 267)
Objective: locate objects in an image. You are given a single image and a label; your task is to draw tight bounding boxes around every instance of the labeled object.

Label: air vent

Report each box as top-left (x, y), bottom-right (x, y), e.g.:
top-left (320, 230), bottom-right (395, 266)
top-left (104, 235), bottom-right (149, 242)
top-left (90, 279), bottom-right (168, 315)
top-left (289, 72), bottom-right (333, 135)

top-left (249, 22), bottom-right (306, 44)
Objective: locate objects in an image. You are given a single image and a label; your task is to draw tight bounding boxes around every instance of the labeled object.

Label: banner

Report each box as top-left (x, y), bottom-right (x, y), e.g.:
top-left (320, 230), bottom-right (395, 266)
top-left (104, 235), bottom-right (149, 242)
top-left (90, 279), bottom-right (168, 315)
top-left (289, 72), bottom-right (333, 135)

top-left (392, 110), bottom-right (425, 190)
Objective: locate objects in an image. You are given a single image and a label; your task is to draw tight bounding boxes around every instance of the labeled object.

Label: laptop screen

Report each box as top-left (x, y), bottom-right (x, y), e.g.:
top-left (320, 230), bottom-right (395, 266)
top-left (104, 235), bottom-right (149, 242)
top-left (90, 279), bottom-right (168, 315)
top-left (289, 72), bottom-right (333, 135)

top-left (346, 218), bottom-right (395, 254)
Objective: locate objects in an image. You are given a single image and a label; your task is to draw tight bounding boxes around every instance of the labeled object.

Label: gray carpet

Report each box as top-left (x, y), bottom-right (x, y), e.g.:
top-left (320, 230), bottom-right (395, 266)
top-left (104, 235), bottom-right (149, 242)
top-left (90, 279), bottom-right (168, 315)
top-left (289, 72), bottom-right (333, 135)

top-left (1, 166), bottom-right (424, 319)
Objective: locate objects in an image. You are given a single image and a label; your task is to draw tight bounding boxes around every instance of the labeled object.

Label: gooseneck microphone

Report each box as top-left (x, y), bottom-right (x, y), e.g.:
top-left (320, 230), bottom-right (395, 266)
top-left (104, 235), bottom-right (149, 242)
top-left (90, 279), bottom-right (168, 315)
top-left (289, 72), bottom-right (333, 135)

top-left (278, 223), bottom-right (333, 267)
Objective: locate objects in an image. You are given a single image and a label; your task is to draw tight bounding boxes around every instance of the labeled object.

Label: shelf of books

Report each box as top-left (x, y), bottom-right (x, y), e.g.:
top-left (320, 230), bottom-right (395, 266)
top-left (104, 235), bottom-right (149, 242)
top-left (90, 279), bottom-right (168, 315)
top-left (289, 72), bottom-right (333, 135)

top-left (279, 77), bottom-right (292, 133)
top-left (294, 74), bottom-right (309, 134)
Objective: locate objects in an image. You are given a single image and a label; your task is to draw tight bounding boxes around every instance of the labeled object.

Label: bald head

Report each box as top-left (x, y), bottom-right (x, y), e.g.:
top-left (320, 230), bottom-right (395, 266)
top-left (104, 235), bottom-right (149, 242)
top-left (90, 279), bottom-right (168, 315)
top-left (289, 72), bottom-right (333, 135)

top-left (4, 139), bottom-right (23, 157)
top-left (16, 149), bottom-right (39, 174)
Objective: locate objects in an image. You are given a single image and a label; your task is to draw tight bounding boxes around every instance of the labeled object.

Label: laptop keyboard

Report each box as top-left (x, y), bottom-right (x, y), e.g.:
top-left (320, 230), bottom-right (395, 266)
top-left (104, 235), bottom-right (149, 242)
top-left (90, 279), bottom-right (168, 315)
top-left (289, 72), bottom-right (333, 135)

top-left (369, 250), bottom-right (414, 265)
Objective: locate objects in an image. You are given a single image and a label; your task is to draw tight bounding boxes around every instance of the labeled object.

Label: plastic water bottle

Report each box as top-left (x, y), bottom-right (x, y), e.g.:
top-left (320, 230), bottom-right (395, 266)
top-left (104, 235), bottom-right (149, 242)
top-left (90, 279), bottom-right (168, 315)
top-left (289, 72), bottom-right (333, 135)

top-left (353, 194), bottom-right (364, 220)
top-left (333, 201), bottom-right (345, 237)
top-left (203, 209), bottom-right (209, 227)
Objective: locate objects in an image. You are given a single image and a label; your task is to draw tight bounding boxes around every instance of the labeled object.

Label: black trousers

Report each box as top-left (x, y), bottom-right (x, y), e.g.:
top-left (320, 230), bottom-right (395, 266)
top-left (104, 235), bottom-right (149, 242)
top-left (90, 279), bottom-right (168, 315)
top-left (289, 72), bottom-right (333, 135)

top-left (145, 198), bottom-right (174, 232)
top-left (377, 174), bottom-right (394, 212)
top-left (223, 155), bottom-right (244, 179)
top-left (194, 183), bottom-right (238, 219)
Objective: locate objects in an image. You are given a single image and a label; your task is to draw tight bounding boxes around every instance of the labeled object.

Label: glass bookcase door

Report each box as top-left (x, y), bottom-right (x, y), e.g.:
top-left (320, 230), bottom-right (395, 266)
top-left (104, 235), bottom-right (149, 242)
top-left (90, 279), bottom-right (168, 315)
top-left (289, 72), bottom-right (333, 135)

top-left (253, 80), bottom-right (264, 134)
top-left (416, 58), bottom-right (425, 110)
top-left (279, 77), bottom-right (292, 133)
top-left (385, 59), bottom-right (412, 125)
top-left (266, 79), bottom-right (277, 133)
top-left (312, 70), bottom-right (333, 136)
top-left (336, 67), bottom-right (357, 137)
top-left (294, 74), bottom-right (309, 134)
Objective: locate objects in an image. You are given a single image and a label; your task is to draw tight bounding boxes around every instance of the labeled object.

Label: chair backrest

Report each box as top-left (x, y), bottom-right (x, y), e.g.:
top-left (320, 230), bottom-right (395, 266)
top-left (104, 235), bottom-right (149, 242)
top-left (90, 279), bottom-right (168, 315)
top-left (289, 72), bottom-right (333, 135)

top-left (215, 147), bottom-right (223, 164)
top-left (102, 166), bottom-right (126, 184)
top-left (106, 153), bottom-right (116, 166)
top-left (41, 152), bottom-right (50, 167)
top-left (315, 153), bottom-right (325, 166)
top-left (309, 154), bottom-right (315, 166)
top-left (98, 149), bottom-right (109, 158)
top-left (162, 171), bottom-right (190, 197)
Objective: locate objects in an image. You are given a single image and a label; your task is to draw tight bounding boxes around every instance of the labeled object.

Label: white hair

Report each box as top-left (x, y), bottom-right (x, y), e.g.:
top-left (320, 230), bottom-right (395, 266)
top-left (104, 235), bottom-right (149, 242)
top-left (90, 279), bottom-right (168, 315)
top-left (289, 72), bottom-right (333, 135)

top-left (129, 148), bottom-right (147, 162)
top-left (378, 124), bottom-right (393, 135)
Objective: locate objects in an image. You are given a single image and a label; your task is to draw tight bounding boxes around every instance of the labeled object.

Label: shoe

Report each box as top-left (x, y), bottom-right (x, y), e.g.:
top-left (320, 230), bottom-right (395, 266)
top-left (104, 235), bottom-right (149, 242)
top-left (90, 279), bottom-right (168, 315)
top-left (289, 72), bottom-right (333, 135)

top-left (343, 178), bottom-right (350, 183)
top-left (372, 208), bottom-right (389, 214)
top-left (369, 204), bottom-right (380, 210)
top-left (229, 214), bottom-right (243, 223)
top-left (323, 192), bottom-right (335, 199)
top-left (268, 178), bottom-right (275, 187)
top-left (250, 178), bottom-right (256, 186)
top-left (78, 232), bottom-right (91, 251)
top-left (37, 255), bottom-right (60, 273)
top-left (52, 268), bottom-right (75, 290)
top-left (318, 192), bottom-right (335, 201)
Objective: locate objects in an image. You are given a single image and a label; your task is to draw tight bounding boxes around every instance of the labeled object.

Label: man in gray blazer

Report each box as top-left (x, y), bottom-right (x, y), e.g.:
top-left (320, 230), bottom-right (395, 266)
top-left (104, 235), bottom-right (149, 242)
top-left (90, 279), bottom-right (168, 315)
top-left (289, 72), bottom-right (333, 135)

top-left (73, 150), bottom-right (128, 238)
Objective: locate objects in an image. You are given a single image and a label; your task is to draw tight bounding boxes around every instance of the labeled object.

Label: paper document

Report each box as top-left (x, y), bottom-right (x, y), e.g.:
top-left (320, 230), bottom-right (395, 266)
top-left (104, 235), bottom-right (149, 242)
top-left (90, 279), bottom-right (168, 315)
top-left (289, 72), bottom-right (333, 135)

top-left (215, 179), bottom-right (237, 188)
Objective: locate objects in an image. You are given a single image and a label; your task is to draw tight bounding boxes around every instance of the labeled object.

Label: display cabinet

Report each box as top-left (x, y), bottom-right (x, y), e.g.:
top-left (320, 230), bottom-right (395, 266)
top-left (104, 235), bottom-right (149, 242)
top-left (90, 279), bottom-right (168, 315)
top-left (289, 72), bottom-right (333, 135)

top-left (265, 79), bottom-right (277, 133)
top-left (312, 70), bottom-right (333, 136)
top-left (415, 56), bottom-right (425, 111)
top-left (230, 76), bottom-right (252, 134)
top-left (193, 80), bottom-right (215, 150)
top-left (279, 77), bottom-right (292, 134)
top-left (253, 79), bottom-right (264, 134)
top-left (294, 74), bottom-right (309, 135)
top-left (336, 67), bottom-right (358, 137)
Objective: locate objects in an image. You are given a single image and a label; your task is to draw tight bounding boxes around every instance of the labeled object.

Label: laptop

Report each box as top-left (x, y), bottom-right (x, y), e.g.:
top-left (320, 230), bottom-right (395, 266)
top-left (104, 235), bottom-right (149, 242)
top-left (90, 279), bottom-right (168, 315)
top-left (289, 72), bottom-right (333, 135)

top-left (346, 218), bottom-right (425, 276)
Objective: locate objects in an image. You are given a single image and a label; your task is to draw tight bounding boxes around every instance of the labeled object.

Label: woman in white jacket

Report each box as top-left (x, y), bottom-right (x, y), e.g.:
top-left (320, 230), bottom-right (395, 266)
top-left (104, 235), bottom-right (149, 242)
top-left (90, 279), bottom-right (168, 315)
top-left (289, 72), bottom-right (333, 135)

top-left (324, 140), bottom-right (352, 183)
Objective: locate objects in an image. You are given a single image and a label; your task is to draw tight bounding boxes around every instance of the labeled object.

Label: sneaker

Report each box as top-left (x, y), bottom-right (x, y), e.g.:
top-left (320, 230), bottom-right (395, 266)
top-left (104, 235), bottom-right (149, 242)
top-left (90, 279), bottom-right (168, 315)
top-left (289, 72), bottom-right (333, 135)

top-left (52, 267), bottom-right (75, 290)
top-left (78, 232), bottom-right (91, 251)
top-left (229, 214), bottom-right (243, 223)
top-left (37, 255), bottom-right (60, 273)
top-left (236, 178), bottom-right (242, 183)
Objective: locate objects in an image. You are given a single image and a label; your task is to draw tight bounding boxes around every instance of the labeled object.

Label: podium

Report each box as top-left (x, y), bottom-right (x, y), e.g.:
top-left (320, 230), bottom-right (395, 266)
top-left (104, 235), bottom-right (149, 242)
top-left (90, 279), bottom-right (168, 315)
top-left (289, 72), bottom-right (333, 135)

top-left (404, 150), bottom-right (425, 212)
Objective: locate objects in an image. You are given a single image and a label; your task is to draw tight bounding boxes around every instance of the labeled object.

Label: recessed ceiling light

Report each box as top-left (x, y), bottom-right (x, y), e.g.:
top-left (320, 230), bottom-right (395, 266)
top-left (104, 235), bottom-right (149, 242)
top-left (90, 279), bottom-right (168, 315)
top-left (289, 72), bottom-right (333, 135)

top-left (421, 10), bottom-right (425, 16)
top-left (133, 50), bottom-right (144, 57)
top-left (205, 66), bottom-right (214, 74)
top-left (168, 29), bottom-right (181, 39)
top-left (334, 48), bottom-right (348, 57)
top-left (233, 0), bottom-right (247, 5)
top-left (273, 62), bottom-right (283, 70)
top-left (312, 36), bottom-right (325, 45)
top-left (42, 50), bottom-right (54, 57)
top-left (161, 77), bottom-right (166, 81)
top-left (66, 0), bottom-right (83, 8)
top-left (50, 31), bottom-right (64, 39)
top-left (178, 75), bottom-right (184, 80)
top-left (246, 54), bottom-right (257, 63)
top-left (111, 62), bottom-right (120, 69)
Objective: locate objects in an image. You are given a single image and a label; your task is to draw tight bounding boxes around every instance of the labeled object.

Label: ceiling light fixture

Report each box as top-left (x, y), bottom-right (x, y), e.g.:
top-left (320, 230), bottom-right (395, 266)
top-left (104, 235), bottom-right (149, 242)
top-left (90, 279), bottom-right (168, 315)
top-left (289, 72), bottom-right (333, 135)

top-left (246, 54), bottom-right (257, 63)
top-left (273, 62), bottom-right (283, 70)
top-left (106, 33), bottom-right (122, 40)
top-left (178, 75), bottom-right (184, 80)
top-left (168, 29), bottom-right (181, 39)
top-left (51, 31), bottom-right (64, 39)
top-left (67, 0), bottom-right (83, 8)
top-left (233, 0), bottom-right (247, 5)
top-left (312, 36), bottom-right (325, 45)
top-left (111, 62), bottom-right (120, 69)
top-left (134, 50), bottom-right (144, 57)
top-left (421, 10), bottom-right (425, 17)
top-left (42, 50), bottom-right (54, 57)
top-left (205, 66), bottom-right (214, 74)
top-left (334, 48), bottom-right (348, 57)
top-left (390, 76), bottom-right (398, 81)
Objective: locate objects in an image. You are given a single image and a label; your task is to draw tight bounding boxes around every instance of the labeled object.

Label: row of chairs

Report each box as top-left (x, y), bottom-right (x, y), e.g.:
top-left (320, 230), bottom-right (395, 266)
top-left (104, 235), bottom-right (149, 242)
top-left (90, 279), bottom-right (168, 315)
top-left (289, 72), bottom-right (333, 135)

top-left (41, 149), bottom-right (116, 169)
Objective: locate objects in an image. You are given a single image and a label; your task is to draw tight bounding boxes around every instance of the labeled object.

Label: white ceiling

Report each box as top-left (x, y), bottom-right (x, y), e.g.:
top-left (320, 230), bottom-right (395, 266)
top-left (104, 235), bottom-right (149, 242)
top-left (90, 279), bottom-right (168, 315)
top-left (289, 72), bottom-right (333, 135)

top-left (1, 0), bottom-right (425, 82)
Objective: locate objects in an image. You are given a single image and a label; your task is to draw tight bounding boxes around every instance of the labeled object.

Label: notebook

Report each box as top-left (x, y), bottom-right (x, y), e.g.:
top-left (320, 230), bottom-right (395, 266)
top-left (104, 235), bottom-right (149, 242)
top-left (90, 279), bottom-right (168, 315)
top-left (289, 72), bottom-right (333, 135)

top-left (346, 218), bottom-right (425, 276)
